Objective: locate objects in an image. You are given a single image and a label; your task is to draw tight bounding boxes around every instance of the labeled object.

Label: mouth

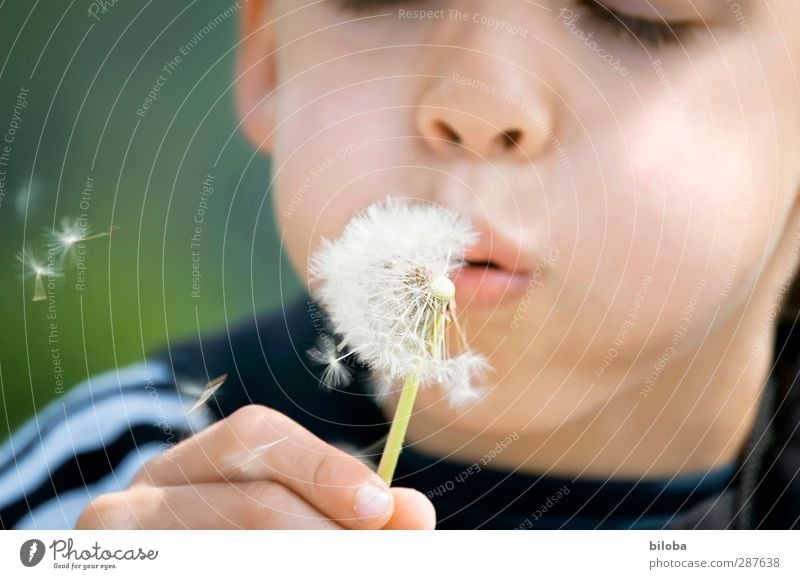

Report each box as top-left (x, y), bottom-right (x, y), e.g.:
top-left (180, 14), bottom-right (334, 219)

top-left (452, 262), bottom-right (533, 310)
top-left (464, 259), bottom-right (501, 269)
top-left (451, 224), bottom-right (540, 310)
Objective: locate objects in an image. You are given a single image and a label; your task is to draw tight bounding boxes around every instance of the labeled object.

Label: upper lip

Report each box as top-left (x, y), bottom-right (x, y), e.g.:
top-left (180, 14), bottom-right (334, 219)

top-left (460, 219), bottom-right (536, 275)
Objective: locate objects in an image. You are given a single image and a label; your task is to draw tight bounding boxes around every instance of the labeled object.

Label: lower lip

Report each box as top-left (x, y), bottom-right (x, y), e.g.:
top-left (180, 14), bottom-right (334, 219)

top-left (452, 265), bottom-right (534, 310)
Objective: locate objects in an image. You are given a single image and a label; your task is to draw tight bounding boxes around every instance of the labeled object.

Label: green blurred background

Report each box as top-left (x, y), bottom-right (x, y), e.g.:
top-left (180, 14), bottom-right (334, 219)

top-left (0, 0), bottom-right (301, 440)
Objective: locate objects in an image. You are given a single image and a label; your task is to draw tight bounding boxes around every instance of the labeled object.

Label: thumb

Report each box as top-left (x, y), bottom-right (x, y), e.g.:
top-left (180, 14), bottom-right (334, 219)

top-left (382, 488), bottom-right (436, 530)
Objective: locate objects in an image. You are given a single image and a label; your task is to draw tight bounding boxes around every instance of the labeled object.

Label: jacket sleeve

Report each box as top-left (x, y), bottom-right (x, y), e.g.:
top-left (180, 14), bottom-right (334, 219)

top-left (0, 361), bottom-right (213, 530)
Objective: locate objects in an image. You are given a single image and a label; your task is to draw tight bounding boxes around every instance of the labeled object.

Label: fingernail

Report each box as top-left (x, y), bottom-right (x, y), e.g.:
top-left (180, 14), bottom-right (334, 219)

top-left (354, 484), bottom-right (392, 521)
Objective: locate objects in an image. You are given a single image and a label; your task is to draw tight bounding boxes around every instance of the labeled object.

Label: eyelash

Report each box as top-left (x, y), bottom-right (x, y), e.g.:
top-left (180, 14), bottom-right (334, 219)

top-left (575, 0), bottom-right (690, 48)
top-left (336, 0), bottom-right (691, 49)
top-left (337, 0), bottom-right (415, 11)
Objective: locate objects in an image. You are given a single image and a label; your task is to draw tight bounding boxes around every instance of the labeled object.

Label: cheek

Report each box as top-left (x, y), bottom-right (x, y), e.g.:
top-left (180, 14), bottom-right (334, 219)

top-left (546, 93), bottom-right (780, 357)
top-left (271, 60), bottom-right (432, 283)
top-left (271, 96), bottom-right (407, 285)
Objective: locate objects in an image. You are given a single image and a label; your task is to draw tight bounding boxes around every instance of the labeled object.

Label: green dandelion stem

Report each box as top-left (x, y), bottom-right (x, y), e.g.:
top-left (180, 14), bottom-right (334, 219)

top-left (376, 370), bottom-right (421, 485)
top-left (377, 305), bottom-right (446, 485)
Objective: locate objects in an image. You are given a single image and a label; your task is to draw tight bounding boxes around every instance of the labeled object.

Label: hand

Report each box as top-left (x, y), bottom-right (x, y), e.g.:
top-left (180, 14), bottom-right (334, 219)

top-left (75, 405), bottom-right (436, 529)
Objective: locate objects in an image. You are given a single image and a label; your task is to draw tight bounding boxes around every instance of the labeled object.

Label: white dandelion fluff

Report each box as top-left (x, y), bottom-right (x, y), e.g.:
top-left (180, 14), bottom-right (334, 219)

top-left (15, 217), bottom-right (118, 302)
top-left (306, 336), bottom-right (354, 390)
top-left (307, 197), bottom-right (494, 484)
top-left (307, 196), bottom-right (492, 408)
top-left (46, 217), bottom-right (86, 261)
top-left (16, 246), bottom-right (63, 302)
top-left (44, 217), bottom-right (118, 265)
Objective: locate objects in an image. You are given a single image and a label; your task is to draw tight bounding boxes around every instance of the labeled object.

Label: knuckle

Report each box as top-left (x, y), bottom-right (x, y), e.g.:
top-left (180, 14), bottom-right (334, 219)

top-left (76, 492), bottom-right (130, 529)
top-left (309, 450), bottom-right (340, 488)
top-left (250, 480), bottom-right (288, 507)
top-left (127, 487), bottom-right (164, 526)
top-left (74, 498), bottom-right (104, 529)
top-left (310, 445), bottom-right (372, 488)
top-left (228, 404), bottom-right (295, 446)
top-left (76, 488), bottom-right (162, 529)
top-left (240, 482), bottom-right (292, 528)
top-left (226, 405), bottom-right (267, 436)
top-left (228, 404), bottom-right (269, 427)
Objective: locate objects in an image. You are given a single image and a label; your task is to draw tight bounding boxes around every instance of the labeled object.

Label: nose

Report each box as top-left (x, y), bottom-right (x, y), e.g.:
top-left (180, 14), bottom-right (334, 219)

top-left (415, 63), bottom-right (554, 161)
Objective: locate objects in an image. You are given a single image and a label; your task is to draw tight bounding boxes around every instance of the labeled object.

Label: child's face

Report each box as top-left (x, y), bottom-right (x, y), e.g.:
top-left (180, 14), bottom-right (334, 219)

top-left (237, 1), bottom-right (800, 433)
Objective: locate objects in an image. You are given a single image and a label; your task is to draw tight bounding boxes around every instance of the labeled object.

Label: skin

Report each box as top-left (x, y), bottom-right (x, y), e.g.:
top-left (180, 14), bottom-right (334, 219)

top-left (78, 0), bottom-right (800, 528)
top-left (77, 405), bottom-right (436, 529)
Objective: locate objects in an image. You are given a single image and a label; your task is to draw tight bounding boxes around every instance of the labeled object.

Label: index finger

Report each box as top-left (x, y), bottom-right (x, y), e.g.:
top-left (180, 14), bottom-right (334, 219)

top-left (130, 404), bottom-right (395, 529)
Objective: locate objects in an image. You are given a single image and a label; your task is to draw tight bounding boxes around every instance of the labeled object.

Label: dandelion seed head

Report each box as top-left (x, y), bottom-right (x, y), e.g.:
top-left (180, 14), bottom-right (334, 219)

top-left (307, 197), bottom-right (490, 406)
top-left (430, 276), bottom-right (456, 302)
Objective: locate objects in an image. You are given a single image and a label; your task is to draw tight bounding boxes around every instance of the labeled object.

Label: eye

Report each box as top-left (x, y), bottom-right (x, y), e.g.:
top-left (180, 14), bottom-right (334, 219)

top-left (337, 0), bottom-right (694, 49)
top-left (337, 0), bottom-right (421, 11)
top-left (575, 0), bottom-right (694, 48)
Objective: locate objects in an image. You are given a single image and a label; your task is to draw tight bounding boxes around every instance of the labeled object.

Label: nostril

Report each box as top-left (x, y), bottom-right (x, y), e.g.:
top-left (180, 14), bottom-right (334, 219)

top-left (498, 129), bottom-right (523, 149)
top-left (432, 120), bottom-right (462, 145)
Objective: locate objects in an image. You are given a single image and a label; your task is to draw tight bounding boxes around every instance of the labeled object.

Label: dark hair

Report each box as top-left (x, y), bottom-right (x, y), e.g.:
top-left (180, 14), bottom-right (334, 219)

top-left (773, 275), bottom-right (800, 392)
top-left (726, 271), bottom-right (800, 528)
top-left (774, 273), bottom-right (800, 433)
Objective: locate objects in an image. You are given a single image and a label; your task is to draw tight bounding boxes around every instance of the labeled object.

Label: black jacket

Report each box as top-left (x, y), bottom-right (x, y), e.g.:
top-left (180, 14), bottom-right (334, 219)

top-left (2, 291), bottom-right (798, 529)
top-left (163, 292), bottom-right (800, 529)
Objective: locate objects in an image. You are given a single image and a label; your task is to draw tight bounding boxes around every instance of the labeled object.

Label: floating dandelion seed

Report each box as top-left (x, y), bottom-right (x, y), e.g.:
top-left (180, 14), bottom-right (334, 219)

top-left (186, 373), bottom-right (228, 415)
top-left (17, 218), bottom-right (119, 302)
top-left (16, 246), bottom-right (63, 302)
top-left (307, 196), bottom-right (492, 484)
top-left (306, 336), bottom-right (355, 389)
top-left (45, 217), bottom-right (118, 264)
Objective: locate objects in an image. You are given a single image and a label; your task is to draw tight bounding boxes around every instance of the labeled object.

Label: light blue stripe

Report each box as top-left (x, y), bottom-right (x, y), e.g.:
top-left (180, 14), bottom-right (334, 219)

top-left (0, 361), bottom-right (173, 457)
top-left (13, 442), bottom-right (166, 530)
top-left (0, 361), bottom-right (212, 508)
